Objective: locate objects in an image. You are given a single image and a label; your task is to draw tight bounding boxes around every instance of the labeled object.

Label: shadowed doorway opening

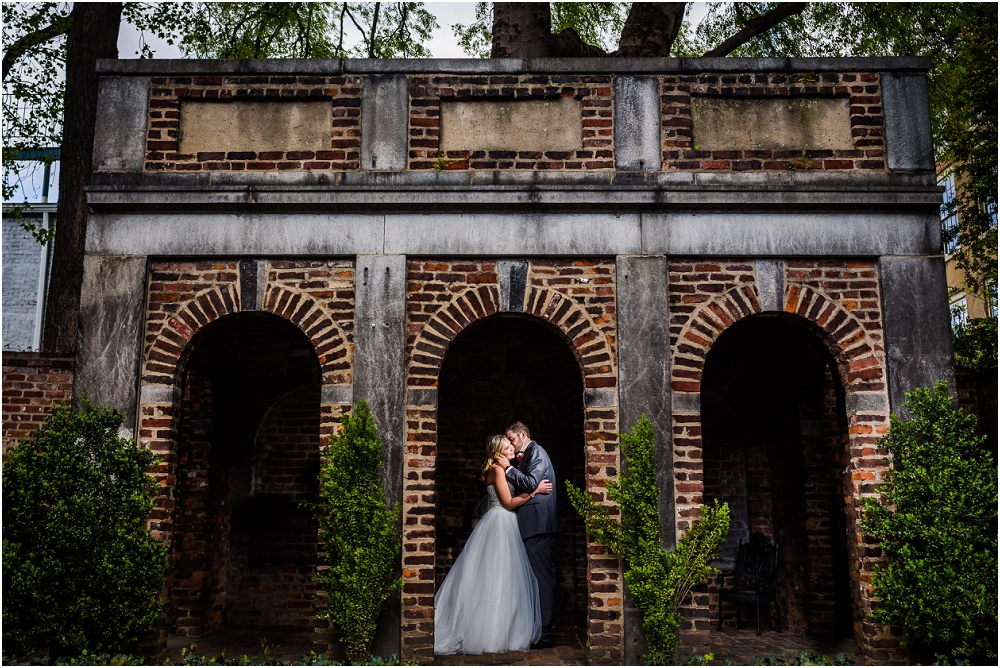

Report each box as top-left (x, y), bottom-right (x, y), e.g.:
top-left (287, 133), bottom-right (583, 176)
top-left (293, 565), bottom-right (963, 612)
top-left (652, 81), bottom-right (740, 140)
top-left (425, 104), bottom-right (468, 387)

top-left (435, 314), bottom-right (588, 643)
top-left (167, 312), bottom-right (321, 638)
top-left (702, 314), bottom-right (856, 641)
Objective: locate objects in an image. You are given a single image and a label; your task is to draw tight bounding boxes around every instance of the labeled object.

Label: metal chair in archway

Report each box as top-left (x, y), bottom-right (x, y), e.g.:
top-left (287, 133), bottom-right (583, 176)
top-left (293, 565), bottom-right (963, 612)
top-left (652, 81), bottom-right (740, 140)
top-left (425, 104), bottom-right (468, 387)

top-left (717, 533), bottom-right (781, 634)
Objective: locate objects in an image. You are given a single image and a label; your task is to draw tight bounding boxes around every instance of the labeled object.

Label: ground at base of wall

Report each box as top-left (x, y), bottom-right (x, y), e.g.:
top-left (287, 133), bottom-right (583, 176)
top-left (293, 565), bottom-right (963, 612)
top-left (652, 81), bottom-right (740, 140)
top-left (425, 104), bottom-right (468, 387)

top-left (680, 629), bottom-right (861, 666)
top-left (164, 628), bottom-right (321, 663)
top-left (161, 627), bottom-right (860, 666)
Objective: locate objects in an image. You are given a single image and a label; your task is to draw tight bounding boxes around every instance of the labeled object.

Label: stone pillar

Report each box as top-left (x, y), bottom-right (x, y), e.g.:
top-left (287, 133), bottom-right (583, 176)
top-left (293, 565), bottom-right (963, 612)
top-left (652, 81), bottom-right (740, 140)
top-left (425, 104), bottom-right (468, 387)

top-left (879, 255), bottom-right (955, 416)
top-left (354, 254), bottom-right (407, 656)
top-left (92, 76), bottom-right (150, 172)
top-left (880, 71), bottom-right (935, 171)
top-left (614, 76), bottom-right (661, 172)
top-left (73, 254), bottom-right (148, 437)
top-left (616, 255), bottom-right (672, 664)
top-left (361, 74), bottom-right (410, 171)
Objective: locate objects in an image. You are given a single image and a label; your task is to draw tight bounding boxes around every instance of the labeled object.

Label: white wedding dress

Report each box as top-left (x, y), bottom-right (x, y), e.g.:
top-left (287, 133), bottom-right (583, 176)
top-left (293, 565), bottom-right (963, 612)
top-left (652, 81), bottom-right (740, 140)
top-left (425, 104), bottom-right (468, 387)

top-left (434, 485), bottom-right (542, 655)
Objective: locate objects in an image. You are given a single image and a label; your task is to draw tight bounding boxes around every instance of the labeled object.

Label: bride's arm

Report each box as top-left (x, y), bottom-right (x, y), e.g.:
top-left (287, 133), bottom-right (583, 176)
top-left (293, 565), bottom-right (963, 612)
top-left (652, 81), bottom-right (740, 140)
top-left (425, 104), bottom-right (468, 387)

top-left (492, 466), bottom-right (550, 511)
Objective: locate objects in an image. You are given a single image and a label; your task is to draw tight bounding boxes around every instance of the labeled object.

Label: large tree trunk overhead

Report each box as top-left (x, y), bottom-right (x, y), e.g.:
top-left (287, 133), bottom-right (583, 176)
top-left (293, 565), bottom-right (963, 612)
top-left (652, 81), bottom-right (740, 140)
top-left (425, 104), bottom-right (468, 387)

top-left (43, 2), bottom-right (122, 353)
top-left (616, 3), bottom-right (687, 57)
top-left (491, 3), bottom-right (553, 58)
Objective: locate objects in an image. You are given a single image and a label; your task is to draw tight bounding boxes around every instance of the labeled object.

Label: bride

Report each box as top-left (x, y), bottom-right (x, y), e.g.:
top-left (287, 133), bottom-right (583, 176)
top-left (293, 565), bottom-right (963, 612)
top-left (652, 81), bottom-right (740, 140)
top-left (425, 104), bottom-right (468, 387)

top-left (434, 434), bottom-right (553, 655)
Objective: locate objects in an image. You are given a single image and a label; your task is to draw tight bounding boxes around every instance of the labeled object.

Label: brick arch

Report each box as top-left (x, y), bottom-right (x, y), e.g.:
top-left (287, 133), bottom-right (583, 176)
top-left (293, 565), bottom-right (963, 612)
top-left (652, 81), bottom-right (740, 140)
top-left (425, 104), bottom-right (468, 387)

top-left (144, 284), bottom-right (350, 386)
top-left (672, 283), bottom-right (883, 394)
top-left (408, 284), bottom-right (616, 389)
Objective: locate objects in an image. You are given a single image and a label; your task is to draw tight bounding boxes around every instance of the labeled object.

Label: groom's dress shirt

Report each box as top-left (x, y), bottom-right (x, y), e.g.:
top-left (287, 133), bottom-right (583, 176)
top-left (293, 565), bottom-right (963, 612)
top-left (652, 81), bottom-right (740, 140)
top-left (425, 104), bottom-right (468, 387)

top-left (505, 440), bottom-right (559, 539)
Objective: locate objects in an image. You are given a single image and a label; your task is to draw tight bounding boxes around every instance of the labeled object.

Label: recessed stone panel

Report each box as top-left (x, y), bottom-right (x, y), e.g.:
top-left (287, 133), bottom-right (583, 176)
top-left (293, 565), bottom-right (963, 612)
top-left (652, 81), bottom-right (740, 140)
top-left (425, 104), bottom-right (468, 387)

top-left (439, 97), bottom-right (583, 152)
top-left (178, 100), bottom-right (332, 153)
top-left (691, 96), bottom-right (853, 151)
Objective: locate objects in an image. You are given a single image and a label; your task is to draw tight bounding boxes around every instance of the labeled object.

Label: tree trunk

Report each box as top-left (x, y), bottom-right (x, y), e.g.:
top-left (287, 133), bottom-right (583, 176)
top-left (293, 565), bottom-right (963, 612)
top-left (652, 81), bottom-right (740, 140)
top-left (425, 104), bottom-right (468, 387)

top-left (616, 3), bottom-right (687, 57)
top-left (491, 2), bottom-right (552, 58)
top-left (43, 2), bottom-right (122, 353)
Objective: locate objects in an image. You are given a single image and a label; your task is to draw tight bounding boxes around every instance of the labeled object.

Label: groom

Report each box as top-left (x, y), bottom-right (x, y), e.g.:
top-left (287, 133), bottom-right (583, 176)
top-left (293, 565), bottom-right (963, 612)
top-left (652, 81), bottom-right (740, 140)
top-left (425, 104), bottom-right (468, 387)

top-left (502, 420), bottom-right (558, 649)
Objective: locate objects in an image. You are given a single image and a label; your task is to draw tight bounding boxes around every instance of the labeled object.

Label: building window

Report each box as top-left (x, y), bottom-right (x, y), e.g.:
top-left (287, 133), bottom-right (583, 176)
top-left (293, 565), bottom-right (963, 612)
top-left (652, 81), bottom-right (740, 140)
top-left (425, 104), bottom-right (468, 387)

top-left (950, 295), bottom-right (969, 329)
top-left (940, 173), bottom-right (960, 254)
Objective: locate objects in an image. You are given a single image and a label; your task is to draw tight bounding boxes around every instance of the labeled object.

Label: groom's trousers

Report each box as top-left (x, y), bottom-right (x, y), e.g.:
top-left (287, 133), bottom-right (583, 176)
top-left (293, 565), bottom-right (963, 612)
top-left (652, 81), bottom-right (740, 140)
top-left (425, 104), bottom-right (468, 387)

top-left (524, 533), bottom-right (558, 643)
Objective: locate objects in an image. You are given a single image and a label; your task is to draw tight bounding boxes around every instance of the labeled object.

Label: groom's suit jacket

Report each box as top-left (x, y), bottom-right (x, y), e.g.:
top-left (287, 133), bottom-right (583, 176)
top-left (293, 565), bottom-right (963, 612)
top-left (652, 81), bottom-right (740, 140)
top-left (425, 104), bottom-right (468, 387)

top-left (506, 440), bottom-right (559, 540)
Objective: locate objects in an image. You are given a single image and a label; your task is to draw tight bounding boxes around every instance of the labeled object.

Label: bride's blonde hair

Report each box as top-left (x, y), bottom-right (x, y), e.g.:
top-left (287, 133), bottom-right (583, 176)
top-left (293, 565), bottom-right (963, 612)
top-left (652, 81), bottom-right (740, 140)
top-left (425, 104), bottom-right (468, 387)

top-left (480, 434), bottom-right (507, 482)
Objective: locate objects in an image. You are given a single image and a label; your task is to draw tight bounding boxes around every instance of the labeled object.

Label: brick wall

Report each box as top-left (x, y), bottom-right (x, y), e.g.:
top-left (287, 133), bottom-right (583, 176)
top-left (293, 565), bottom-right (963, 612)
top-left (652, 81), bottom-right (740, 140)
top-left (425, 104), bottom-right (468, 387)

top-left (667, 259), bottom-right (902, 661)
top-left (408, 74), bottom-right (614, 170)
top-left (2, 352), bottom-right (74, 460)
top-left (144, 76), bottom-right (361, 172)
top-left (401, 258), bottom-right (623, 663)
top-left (661, 72), bottom-right (885, 171)
top-left (136, 69), bottom-right (894, 175)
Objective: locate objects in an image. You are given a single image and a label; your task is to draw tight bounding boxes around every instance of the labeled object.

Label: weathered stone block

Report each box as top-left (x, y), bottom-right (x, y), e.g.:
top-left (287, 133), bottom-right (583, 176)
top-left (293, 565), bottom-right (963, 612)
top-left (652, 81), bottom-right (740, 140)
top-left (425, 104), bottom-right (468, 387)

top-left (93, 76), bottom-right (149, 171)
top-left (881, 71), bottom-right (935, 171)
top-left (879, 255), bottom-right (955, 416)
top-left (74, 254), bottom-right (148, 436)
top-left (614, 76), bottom-right (660, 171)
top-left (361, 74), bottom-right (409, 170)
top-left (440, 97), bottom-right (583, 152)
top-left (691, 96), bottom-right (854, 151)
top-left (178, 100), bottom-right (332, 154)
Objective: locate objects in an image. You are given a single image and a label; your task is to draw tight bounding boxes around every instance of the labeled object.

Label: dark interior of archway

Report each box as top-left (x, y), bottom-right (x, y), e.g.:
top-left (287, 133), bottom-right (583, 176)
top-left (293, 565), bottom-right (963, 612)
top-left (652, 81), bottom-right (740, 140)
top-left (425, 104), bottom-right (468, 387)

top-left (436, 315), bottom-right (587, 636)
top-left (169, 313), bottom-right (321, 636)
top-left (701, 315), bottom-right (854, 640)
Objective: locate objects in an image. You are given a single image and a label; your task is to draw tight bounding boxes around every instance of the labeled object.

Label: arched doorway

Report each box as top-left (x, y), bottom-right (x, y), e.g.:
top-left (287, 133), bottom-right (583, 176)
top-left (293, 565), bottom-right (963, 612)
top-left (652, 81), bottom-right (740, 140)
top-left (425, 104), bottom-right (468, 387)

top-left (435, 314), bottom-right (588, 643)
top-left (167, 312), bottom-right (321, 637)
top-left (701, 314), bottom-right (855, 641)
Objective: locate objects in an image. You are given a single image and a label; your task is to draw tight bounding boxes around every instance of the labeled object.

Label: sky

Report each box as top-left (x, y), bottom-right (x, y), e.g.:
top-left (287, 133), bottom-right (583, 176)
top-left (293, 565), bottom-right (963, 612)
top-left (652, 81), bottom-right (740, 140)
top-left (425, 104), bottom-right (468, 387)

top-left (10, 2), bottom-right (711, 204)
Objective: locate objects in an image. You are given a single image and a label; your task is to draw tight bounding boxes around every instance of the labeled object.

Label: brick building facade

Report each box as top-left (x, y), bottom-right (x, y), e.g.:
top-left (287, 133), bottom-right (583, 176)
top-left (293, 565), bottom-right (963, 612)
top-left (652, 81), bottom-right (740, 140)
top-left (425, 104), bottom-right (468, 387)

top-left (59, 56), bottom-right (954, 665)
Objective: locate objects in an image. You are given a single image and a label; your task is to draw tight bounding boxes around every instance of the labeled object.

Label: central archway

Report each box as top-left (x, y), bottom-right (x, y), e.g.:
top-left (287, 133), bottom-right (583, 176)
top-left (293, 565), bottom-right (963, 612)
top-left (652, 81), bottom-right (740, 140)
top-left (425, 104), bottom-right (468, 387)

top-left (435, 314), bottom-right (588, 642)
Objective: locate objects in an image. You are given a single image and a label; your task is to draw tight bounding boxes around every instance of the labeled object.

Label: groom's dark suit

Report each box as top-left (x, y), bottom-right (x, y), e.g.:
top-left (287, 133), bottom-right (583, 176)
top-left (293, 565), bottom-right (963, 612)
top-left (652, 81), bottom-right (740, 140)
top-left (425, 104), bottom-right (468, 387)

top-left (506, 440), bottom-right (558, 644)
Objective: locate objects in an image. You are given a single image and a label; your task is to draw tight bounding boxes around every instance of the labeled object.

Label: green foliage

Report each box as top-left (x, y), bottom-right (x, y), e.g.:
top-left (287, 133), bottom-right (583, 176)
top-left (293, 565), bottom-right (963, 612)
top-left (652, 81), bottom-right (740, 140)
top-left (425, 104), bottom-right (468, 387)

top-left (750, 652), bottom-right (854, 666)
top-left (861, 382), bottom-right (998, 663)
top-left (1, 646), bottom-right (414, 666)
top-left (550, 2), bottom-right (630, 53)
top-left (310, 401), bottom-right (403, 663)
top-left (179, 3), bottom-right (437, 60)
top-left (666, 651), bottom-right (854, 666)
top-left (2, 2), bottom-right (191, 235)
top-left (567, 415), bottom-right (730, 662)
top-left (953, 316), bottom-right (998, 371)
top-left (1, 399), bottom-right (167, 658)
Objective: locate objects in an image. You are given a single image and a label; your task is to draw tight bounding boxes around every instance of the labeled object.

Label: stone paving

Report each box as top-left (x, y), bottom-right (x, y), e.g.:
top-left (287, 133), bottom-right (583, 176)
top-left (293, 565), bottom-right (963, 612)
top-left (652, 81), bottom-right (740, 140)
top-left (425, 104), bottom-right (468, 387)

top-left (162, 627), bottom-right (860, 666)
top-left (434, 627), bottom-right (588, 666)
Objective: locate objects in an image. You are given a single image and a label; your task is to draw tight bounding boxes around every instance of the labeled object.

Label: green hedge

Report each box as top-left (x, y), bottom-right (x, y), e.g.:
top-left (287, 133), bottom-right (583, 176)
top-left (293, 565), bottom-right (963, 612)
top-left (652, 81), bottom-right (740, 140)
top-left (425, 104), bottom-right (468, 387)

top-left (861, 382), bottom-right (997, 663)
top-left (2, 399), bottom-right (167, 658)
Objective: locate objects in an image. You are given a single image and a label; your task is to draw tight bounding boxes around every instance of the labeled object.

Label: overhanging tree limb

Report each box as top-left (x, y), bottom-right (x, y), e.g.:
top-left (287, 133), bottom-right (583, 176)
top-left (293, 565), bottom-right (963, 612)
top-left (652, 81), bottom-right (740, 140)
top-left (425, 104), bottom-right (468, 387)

top-left (2, 16), bottom-right (72, 82)
top-left (702, 2), bottom-right (807, 57)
